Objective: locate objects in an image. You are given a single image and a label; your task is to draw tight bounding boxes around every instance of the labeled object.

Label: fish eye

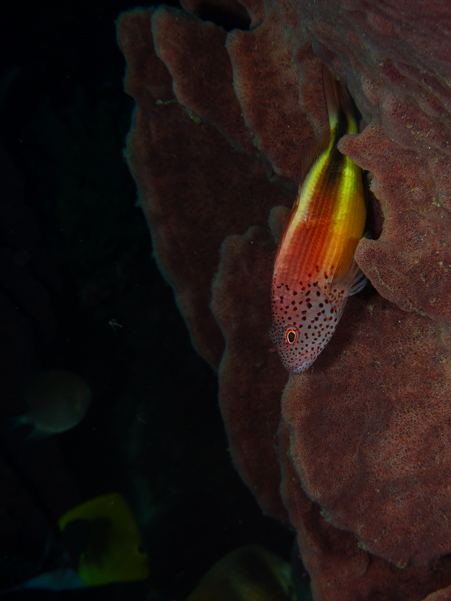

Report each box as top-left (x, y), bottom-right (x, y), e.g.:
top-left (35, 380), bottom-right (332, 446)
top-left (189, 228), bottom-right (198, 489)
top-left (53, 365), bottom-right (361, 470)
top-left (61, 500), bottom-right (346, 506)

top-left (284, 325), bottom-right (299, 345)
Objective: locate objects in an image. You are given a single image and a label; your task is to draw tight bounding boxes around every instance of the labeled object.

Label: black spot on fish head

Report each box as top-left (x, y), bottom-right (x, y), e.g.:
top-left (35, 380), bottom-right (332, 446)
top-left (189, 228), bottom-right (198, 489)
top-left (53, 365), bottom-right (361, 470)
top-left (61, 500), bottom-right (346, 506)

top-left (270, 280), bottom-right (348, 373)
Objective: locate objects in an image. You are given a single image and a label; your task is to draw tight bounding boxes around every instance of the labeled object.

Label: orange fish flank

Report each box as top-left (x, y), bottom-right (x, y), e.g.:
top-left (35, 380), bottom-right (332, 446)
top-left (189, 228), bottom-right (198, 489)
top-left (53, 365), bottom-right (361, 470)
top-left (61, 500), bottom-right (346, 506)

top-left (270, 67), bottom-right (367, 374)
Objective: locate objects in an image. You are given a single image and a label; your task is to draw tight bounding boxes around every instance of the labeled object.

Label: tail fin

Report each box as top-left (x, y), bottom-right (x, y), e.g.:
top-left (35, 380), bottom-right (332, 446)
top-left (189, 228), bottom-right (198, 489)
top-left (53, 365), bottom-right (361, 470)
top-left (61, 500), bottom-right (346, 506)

top-left (322, 65), bottom-right (358, 135)
top-left (0, 415), bottom-right (26, 437)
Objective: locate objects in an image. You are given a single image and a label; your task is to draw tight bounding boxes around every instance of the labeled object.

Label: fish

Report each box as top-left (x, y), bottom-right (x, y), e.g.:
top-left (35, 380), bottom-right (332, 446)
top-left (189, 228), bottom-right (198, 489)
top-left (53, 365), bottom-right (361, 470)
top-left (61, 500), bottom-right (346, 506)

top-left (2, 493), bottom-right (149, 593)
top-left (3, 369), bottom-right (92, 438)
top-left (270, 66), bottom-right (367, 374)
top-left (58, 492), bottom-right (149, 586)
top-left (187, 544), bottom-right (296, 601)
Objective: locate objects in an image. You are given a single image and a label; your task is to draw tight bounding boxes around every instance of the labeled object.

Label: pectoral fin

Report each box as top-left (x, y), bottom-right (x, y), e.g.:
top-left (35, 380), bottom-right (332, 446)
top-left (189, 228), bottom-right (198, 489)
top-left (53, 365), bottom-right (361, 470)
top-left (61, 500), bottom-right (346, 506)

top-left (331, 254), bottom-right (367, 296)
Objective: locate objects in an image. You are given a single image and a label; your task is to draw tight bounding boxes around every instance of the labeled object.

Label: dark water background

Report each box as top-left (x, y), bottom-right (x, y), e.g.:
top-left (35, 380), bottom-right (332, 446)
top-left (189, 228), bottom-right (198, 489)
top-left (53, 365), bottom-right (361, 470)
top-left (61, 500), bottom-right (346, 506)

top-left (0, 1), bottom-right (293, 599)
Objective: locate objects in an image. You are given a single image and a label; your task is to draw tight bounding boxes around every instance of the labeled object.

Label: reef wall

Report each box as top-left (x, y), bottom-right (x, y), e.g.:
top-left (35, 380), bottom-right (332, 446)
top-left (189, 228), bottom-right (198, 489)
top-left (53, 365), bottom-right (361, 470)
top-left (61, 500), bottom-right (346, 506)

top-left (117, 0), bottom-right (451, 598)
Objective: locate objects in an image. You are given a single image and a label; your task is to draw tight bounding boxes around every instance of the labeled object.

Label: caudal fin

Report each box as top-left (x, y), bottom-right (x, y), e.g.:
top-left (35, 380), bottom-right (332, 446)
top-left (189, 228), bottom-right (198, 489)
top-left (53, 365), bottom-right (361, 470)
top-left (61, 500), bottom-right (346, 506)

top-left (322, 65), bottom-right (359, 135)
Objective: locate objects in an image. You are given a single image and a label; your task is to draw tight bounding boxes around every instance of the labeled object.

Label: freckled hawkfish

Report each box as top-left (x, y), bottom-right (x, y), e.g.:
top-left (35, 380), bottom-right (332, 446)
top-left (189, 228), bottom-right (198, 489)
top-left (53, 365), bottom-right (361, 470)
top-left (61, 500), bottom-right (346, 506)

top-left (270, 66), bottom-right (367, 374)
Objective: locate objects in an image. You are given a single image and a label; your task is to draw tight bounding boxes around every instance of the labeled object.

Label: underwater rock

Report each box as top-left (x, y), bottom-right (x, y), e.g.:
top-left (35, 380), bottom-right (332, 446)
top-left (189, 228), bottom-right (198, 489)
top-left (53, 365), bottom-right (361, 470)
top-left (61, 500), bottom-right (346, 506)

top-left (282, 291), bottom-right (451, 567)
top-left (118, 7), bottom-right (293, 370)
top-left (291, 0), bottom-right (451, 322)
top-left (211, 226), bottom-right (288, 522)
top-left (117, 0), bottom-right (451, 597)
top-left (422, 586), bottom-right (451, 601)
top-left (279, 423), bottom-right (451, 601)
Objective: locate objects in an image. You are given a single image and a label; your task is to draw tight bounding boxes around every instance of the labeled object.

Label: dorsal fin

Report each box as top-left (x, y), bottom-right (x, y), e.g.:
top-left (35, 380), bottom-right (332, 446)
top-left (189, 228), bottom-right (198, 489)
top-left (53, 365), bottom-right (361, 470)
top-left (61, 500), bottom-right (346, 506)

top-left (322, 65), bottom-right (359, 136)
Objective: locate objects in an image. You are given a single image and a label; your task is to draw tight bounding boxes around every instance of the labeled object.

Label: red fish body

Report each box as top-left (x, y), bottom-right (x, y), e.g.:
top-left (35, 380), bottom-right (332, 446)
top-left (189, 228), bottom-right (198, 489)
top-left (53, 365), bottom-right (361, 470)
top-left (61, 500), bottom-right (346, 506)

top-left (270, 68), bottom-right (366, 374)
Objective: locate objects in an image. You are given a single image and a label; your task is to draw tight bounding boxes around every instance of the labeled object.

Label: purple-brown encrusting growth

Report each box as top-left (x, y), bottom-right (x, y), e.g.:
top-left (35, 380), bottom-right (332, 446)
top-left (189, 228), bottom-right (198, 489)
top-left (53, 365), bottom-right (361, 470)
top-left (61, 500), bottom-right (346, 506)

top-left (117, 0), bottom-right (451, 597)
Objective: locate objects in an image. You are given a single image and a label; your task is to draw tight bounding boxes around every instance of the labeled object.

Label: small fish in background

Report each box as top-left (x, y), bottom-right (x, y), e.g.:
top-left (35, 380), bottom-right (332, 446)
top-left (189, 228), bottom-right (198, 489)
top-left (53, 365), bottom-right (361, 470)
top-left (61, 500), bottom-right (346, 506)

top-left (4, 493), bottom-right (149, 592)
top-left (270, 65), bottom-right (367, 374)
top-left (187, 544), bottom-right (296, 601)
top-left (58, 492), bottom-right (149, 586)
top-left (4, 369), bottom-right (92, 438)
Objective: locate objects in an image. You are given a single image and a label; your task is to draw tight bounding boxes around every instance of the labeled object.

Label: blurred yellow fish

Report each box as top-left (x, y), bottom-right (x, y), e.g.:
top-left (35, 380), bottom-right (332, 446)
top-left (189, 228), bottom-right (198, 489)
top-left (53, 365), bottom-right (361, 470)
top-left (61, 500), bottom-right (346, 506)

top-left (58, 492), bottom-right (148, 586)
top-left (270, 66), bottom-right (366, 374)
top-left (5, 493), bottom-right (149, 593)
top-left (187, 544), bottom-right (295, 601)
